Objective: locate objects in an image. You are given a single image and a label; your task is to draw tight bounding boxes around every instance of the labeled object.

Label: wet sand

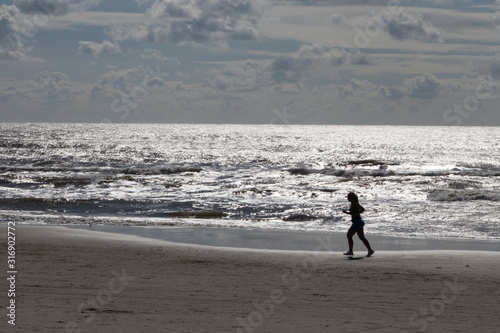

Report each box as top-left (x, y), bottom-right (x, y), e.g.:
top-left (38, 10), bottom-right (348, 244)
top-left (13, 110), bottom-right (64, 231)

top-left (69, 225), bottom-right (500, 252)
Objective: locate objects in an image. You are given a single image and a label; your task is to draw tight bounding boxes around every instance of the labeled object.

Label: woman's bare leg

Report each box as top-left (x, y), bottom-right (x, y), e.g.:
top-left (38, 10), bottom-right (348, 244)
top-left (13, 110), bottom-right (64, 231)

top-left (345, 229), bottom-right (356, 254)
top-left (357, 228), bottom-right (373, 251)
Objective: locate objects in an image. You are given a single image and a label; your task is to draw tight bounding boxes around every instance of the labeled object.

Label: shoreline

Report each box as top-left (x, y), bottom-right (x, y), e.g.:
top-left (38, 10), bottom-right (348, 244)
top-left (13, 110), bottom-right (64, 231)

top-left (3, 226), bottom-right (500, 332)
top-left (68, 224), bottom-right (500, 252)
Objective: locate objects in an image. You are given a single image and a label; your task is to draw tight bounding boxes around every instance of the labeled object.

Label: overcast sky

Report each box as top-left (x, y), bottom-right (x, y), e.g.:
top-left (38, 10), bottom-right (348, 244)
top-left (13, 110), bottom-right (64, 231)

top-left (1, 0), bottom-right (500, 125)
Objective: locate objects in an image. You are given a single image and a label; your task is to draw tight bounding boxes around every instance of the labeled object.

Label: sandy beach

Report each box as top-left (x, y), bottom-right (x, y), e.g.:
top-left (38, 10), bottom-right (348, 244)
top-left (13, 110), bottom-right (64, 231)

top-left (2, 226), bottom-right (500, 332)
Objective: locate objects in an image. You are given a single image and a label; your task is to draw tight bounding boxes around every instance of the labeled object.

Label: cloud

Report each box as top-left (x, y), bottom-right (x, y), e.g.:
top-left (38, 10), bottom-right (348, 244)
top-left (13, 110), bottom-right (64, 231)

top-left (13, 0), bottom-right (101, 16)
top-left (408, 103), bottom-right (422, 113)
top-left (109, 0), bottom-right (264, 45)
top-left (96, 66), bottom-right (149, 94)
top-left (0, 5), bottom-right (31, 60)
top-left (90, 66), bottom-right (166, 102)
top-left (338, 78), bottom-right (376, 99)
top-left (381, 11), bottom-right (443, 42)
top-left (34, 71), bottom-right (86, 101)
top-left (336, 74), bottom-right (443, 102)
top-left (382, 102), bottom-right (397, 113)
top-left (78, 40), bottom-right (121, 55)
top-left (13, 0), bottom-right (69, 16)
top-left (0, 83), bottom-right (20, 102)
top-left (404, 73), bottom-right (441, 99)
top-left (334, 8), bottom-right (444, 47)
top-left (268, 43), bottom-right (346, 83)
top-left (492, 11), bottom-right (500, 25)
top-left (205, 59), bottom-right (269, 93)
top-left (140, 48), bottom-right (172, 62)
top-left (401, 0), bottom-right (475, 6)
top-left (491, 53), bottom-right (500, 78)
top-left (269, 55), bottom-right (306, 83)
top-left (330, 12), bottom-right (347, 25)
top-left (2, 1), bottom-right (103, 61)
top-left (376, 85), bottom-right (406, 100)
top-left (267, 43), bottom-right (377, 84)
top-left (71, 0), bottom-right (102, 12)
top-left (349, 53), bottom-right (375, 65)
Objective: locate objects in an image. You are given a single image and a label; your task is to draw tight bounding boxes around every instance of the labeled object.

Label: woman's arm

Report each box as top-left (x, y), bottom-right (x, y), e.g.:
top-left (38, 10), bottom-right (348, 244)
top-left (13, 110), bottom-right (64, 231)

top-left (349, 204), bottom-right (364, 216)
top-left (343, 204), bottom-right (365, 215)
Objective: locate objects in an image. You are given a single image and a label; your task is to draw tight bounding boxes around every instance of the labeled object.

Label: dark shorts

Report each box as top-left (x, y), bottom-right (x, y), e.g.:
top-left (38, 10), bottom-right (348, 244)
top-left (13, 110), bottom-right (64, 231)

top-left (349, 218), bottom-right (365, 232)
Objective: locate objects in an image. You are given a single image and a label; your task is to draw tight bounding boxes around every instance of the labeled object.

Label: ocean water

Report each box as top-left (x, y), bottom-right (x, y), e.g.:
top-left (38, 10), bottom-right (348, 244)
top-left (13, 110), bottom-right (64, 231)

top-left (1, 123), bottom-right (499, 241)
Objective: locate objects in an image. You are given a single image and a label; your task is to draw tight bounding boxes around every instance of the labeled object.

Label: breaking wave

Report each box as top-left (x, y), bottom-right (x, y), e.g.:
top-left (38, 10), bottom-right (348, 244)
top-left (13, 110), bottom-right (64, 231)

top-left (427, 189), bottom-right (500, 202)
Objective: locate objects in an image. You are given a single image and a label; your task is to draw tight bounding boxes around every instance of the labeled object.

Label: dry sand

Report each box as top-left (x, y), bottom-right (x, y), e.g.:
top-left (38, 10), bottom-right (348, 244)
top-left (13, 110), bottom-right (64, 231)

top-left (1, 226), bottom-right (500, 332)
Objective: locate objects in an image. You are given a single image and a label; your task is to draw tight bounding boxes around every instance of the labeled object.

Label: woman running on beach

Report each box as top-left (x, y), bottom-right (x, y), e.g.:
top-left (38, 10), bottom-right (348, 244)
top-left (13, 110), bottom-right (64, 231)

top-left (342, 192), bottom-right (375, 257)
